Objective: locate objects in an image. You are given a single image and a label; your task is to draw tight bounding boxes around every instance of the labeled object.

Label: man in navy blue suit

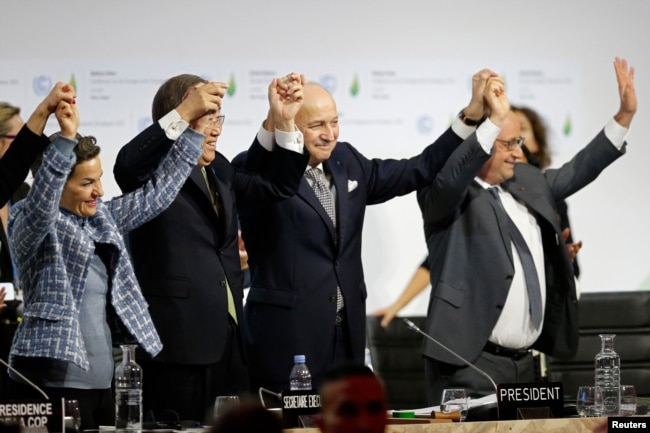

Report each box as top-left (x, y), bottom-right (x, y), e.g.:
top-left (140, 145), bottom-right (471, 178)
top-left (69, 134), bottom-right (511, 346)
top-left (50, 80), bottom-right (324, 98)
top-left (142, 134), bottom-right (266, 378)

top-left (113, 74), bottom-right (308, 422)
top-left (235, 71), bottom-right (498, 392)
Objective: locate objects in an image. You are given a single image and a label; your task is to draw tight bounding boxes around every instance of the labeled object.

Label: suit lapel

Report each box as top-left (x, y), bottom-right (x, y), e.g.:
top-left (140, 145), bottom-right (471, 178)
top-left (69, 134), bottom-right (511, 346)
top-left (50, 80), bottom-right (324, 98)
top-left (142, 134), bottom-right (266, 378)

top-left (190, 166), bottom-right (211, 201)
top-left (505, 180), bottom-right (560, 232)
top-left (211, 168), bottom-right (233, 235)
top-left (298, 167), bottom-right (337, 244)
top-left (327, 159), bottom-right (348, 248)
top-left (191, 165), bottom-right (231, 241)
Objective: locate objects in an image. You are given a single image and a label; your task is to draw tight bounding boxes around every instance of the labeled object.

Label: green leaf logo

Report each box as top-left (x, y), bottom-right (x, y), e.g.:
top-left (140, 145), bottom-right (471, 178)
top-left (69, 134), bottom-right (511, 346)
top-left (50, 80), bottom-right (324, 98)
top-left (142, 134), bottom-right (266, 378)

top-left (350, 74), bottom-right (359, 97)
top-left (563, 114), bottom-right (572, 136)
top-left (227, 74), bottom-right (236, 97)
top-left (69, 74), bottom-right (77, 92)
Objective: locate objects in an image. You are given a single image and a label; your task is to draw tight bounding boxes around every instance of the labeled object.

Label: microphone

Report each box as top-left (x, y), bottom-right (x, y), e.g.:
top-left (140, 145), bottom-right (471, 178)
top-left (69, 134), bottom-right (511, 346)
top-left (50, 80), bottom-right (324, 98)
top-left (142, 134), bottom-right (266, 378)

top-left (258, 387), bottom-right (282, 408)
top-left (401, 318), bottom-right (498, 393)
top-left (0, 357), bottom-right (49, 400)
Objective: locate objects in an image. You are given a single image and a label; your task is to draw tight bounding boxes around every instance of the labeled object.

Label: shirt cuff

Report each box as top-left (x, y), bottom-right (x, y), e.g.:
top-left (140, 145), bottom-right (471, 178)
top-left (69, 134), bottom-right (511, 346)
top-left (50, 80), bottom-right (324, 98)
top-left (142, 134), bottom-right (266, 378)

top-left (52, 134), bottom-right (78, 159)
top-left (604, 117), bottom-right (629, 151)
top-left (274, 128), bottom-right (304, 153)
top-left (476, 118), bottom-right (501, 154)
top-left (451, 116), bottom-right (475, 140)
top-left (256, 125), bottom-right (275, 152)
top-left (159, 109), bottom-right (189, 140)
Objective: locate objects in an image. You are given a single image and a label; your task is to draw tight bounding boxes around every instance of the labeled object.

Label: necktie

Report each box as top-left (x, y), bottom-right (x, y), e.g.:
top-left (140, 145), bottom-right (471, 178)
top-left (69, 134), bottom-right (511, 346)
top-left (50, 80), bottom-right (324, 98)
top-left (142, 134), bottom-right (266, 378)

top-left (305, 167), bottom-right (336, 228)
top-left (305, 167), bottom-right (345, 318)
top-left (488, 187), bottom-right (543, 329)
top-left (201, 167), bottom-right (237, 323)
top-left (201, 167), bottom-right (221, 216)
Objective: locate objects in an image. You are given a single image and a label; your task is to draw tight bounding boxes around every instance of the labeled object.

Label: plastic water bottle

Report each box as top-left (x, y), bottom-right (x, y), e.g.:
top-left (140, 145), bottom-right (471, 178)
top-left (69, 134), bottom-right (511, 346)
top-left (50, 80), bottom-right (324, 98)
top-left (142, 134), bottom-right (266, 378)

top-left (595, 334), bottom-right (620, 415)
top-left (289, 354), bottom-right (312, 391)
top-left (115, 344), bottom-right (143, 433)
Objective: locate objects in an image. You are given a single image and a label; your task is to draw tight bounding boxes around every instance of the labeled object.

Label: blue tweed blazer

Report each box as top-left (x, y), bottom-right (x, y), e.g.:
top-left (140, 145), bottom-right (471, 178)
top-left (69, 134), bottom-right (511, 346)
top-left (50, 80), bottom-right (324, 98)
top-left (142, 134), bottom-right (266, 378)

top-left (8, 127), bottom-right (203, 370)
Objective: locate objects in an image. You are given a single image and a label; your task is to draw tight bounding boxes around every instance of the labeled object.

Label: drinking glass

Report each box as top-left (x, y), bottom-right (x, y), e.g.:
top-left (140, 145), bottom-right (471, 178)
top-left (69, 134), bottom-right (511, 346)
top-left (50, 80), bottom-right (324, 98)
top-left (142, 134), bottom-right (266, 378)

top-left (64, 399), bottom-right (81, 433)
top-left (620, 385), bottom-right (637, 416)
top-left (440, 388), bottom-right (468, 421)
top-left (214, 395), bottom-right (240, 420)
top-left (576, 386), bottom-right (604, 417)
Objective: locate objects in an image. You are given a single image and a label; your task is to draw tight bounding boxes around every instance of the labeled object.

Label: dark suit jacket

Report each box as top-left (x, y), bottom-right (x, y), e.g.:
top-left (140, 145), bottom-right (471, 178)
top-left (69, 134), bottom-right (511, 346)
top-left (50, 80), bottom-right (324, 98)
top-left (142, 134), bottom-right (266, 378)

top-left (417, 130), bottom-right (625, 366)
top-left (234, 127), bottom-right (464, 391)
top-left (113, 124), bottom-right (308, 364)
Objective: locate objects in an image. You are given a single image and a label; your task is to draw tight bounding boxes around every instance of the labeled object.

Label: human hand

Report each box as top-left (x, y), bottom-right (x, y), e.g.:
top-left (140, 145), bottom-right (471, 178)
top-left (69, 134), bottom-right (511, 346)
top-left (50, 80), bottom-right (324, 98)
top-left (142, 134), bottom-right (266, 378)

top-left (484, 75), bottom-right (509, 127)
top-left (238, 230), bottom-right (249, 270)
top-left (40, 82), bottom-right (76, 114)
top-left (177, 81), bottom-right (228, 123)
top-left (269, 73), bottom-right (305, 132)
top-left (562, 227), bottom-right (583, 262)
top-left (55, 100), bottom-right (79, 139)
top-left (371, 305), bottom-right (400, 328)
top-left (613, 57), bottom-right (636, 128)
top-left (463, 68), bottom-right (498, 122)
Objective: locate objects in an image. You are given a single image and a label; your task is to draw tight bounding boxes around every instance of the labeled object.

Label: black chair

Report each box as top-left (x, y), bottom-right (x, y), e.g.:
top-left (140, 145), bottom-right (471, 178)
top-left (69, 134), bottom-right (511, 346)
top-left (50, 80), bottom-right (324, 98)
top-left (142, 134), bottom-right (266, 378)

top-left (546, 291), bottom-right (650, 398)
top-left (366, 316), bottom-right (428, 409)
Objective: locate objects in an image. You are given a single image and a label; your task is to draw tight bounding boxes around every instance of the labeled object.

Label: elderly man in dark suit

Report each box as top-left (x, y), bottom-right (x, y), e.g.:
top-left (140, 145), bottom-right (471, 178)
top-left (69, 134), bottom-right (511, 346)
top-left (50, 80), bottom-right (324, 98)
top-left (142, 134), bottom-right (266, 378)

top-left (234, 71), bottom-right (499, 393)
top-left (417, 58), bottom-right (636, 404)
top-left (113, 74), bottom-right (308, 422)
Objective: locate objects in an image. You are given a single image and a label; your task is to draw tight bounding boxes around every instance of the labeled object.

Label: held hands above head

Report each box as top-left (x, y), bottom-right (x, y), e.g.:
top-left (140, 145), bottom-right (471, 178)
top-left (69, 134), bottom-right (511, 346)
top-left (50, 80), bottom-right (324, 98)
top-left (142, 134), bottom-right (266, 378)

top-left (26, 82), bottom-right (76, 135)
top-left (484, 75), bottom-right (510, 127)
top-left (176, 81), bottom-right (228, 124)
top-left (461, 68), bottom-right (499, 123)
top-left (613, 57), bottom-right (637, 128)
top-left (268, 73), bottom-right (306, 132)
top-left (54, 99), bottom-right (80, 140)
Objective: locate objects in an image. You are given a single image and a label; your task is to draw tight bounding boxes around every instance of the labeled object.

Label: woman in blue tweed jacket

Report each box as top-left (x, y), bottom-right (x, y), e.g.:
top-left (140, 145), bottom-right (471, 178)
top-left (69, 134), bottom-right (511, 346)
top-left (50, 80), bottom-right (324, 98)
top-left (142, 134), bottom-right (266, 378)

top-left (6, 82), bottom-right (221, 428)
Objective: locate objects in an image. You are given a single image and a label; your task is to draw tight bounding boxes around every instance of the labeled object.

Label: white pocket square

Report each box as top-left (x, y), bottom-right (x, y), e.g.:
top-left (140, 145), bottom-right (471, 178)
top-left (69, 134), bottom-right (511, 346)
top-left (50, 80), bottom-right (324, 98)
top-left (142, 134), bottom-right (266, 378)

top-left (348, 180), bottom-right (358, 192)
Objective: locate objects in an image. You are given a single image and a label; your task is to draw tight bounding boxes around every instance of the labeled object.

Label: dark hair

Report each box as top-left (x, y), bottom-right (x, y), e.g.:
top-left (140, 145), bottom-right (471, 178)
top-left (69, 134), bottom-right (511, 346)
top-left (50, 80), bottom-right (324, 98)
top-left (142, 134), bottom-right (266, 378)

top-left (69, 136), bottom-right (101, 179)
top-left (210, 400), bottom-right (282, 433)
top-left (511, 105), bottom-right (551, 169)
top-left (320, 363), bottom-right (377, 392)
top-left (152, 74), bottom-right (204, 122)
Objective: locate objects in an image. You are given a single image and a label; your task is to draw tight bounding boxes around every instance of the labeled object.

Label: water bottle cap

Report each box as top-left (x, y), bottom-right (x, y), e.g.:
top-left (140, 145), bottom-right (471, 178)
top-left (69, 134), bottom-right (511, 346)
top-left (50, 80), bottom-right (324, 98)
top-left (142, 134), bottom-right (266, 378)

top-left (294, 354), bottom-right (306, 364)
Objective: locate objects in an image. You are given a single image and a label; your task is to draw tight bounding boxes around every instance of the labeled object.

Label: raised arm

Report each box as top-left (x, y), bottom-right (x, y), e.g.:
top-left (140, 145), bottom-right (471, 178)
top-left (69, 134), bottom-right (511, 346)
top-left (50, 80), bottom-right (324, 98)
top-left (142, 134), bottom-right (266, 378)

top-left (418, 74), bottom-right (509, 224)
top-left (234, 73), bottom-right (309, 205)
top-left (613, 57), bottom-right (636, 128)
top-left (113, 80), bottom-right (227, 192)
top-left (372, 259), bottom-right (431, 327)
top-left (0, 83), bottom-right (75, 205)
top-left (26, 82), bottom-right (76, 136)
top-left (9, 97), bottom-right (81, 261)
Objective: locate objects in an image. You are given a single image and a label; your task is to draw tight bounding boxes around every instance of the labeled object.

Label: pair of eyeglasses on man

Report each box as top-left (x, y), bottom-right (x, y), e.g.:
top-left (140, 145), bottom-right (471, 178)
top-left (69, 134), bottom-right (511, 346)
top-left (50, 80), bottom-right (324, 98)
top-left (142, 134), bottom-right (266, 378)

top-left (495, 136), bottom-right (525, 151)
top-left (205, 114), bottom-right (226, 129)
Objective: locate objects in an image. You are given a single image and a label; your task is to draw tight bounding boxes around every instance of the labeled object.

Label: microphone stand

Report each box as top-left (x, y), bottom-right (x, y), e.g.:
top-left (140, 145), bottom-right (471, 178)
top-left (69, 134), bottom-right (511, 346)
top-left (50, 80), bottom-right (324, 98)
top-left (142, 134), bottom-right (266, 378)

top-left (0, 358), bottom-right (49, 399)
top-left (401, 318), bottom-right (498, 393)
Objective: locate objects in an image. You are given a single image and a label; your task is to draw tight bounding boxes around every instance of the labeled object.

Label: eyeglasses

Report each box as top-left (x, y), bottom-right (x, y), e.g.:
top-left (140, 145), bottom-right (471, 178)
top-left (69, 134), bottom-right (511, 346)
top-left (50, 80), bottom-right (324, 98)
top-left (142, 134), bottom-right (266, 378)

top-left (205, 114), bottom-right (225, 130)
top-left (495, 136), bottom-right (524, 151)
top-left (1, 134), bottom-right (17, 140)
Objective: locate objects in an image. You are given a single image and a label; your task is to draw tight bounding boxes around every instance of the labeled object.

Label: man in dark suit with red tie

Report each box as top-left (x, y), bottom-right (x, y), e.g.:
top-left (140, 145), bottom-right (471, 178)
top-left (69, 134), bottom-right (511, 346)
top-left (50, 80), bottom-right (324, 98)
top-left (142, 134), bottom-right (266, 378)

top-left (113, 74), bottom-right (308, 422)
top-left (417, 58), bottom-right (636, 404)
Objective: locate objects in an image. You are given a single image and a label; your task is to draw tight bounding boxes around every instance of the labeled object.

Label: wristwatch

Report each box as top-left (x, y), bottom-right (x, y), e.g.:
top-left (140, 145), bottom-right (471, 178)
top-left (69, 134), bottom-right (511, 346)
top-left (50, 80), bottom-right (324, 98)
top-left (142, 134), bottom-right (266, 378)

top-left (458, 110), bottom-right (485, 127)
